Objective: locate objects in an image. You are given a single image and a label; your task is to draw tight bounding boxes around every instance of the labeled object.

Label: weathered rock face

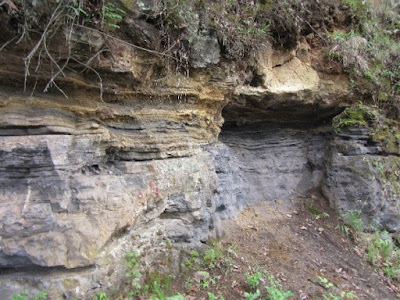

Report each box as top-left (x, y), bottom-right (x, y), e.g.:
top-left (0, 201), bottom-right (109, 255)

top-left (207, 123), bottom-right (329, 220)
top-left (0, 7), bottom-right (398, 297)
top-left (0, 90), bottom-right (222, 298)
top-left (224, 44), bottom-right (351, 126)
top-left (323, 127), bottom-right (400, 232)
top-left (0, 31), bottom-right (354, 297)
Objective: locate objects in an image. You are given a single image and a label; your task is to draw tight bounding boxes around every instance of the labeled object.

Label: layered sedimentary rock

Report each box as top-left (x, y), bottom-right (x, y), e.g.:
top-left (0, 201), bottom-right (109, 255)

top-left (0, 61), bottom-right (227, 297)
top-left (0, 9), bottom-right (399, 297)
top-left (323, 127), bottom-right (400, 232)
top-left (207, 124), bottom-right (329, 220)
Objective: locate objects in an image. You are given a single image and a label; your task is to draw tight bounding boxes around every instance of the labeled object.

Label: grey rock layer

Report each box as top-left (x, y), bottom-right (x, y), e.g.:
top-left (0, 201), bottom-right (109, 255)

top-left (322, 128), bottom-right (400, 232)
top-left (207, 123), bottom-right (330, 220)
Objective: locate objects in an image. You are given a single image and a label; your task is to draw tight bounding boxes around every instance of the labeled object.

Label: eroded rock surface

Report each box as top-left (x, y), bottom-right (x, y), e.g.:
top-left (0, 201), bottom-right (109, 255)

top-left (208, 123), bottom-right (329, 220)
top-left (0, 10), bottom-right (398, 298)
top-left (0, 85), bottom-right (225, 297)
top-left (323, 127), bottom-right (400, 232)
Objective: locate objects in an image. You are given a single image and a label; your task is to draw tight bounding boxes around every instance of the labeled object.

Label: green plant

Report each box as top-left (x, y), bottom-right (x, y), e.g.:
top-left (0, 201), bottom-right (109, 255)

top-left (329, 0), bottom-right (400, 119)
top-left (342, 210), bottom-right (364, 233)
top-left (94, 292), bottom-right (109, 300)
top-left (203, 248), bottom-right (221, 268)
top-left (185, 250), bottom-right (200, 270)
top-left (200, 275), bottom-right (216, 289)
top-left (318, 276), bottom-right (357, 299)
top-left (333, 103), bottom-right (379, 132)
top-left (245, 272), bottom-right (263, 291)
top-left (34, 291), bottom-right (48, 300)
top-left (102, 3), bottom-right (125, 29)
top-left (337, 224), bottom-right (350, 236)
top-left (244, 289), bottom-right (261, 300)
top-left (11, 295), bottom-right (28, 300)
top-left (318, 276), bottom-right (334, 290)
top-left (264, 274), bottom-right (293, 300)
top-left (149, 280), bottom-right (186, 300)
top-left (202, 241), bottom-right (224, 268)
top-left (366, 231), bottom-right (400, 280)
top-left (125, 251), bottom-right (142, 295)
top-left (184, 278), bottom-right (193, 292)
top-left (306, 203), bottom-right (330, 220)
top-left (207, 292), bottom-right (225, 300)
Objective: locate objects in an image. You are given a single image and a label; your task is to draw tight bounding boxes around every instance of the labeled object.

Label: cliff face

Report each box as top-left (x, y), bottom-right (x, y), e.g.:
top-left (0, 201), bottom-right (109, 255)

top-left (0, 1), bottom-right (399, 298)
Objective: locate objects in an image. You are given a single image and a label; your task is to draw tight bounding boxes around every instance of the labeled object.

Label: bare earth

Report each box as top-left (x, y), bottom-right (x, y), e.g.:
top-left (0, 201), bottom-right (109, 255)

top-left (169, 192), bottom-right (400, 300)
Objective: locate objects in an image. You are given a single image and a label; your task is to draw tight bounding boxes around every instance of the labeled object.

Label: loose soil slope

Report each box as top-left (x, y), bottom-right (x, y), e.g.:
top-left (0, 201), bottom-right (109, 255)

top-left (170, 192), bottom-right (399, 300)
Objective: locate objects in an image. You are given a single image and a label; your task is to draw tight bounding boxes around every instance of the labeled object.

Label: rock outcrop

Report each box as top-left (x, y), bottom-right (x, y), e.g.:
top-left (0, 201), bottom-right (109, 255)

top-left (0, 4), bottom-right (399, 298)
top-left (207, 123), bottom-right (329, 220)
top-left (323, 124), bottom-right (400, 233)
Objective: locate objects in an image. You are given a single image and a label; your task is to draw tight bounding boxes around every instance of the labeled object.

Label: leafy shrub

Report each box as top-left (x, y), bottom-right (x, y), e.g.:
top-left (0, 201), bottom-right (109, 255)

top-left (329, 0), bottom-right (400, 118)
top-left (244, 289), bottom-right (261, 300)
top-left (245, 272), bottom-right (263, 291)
top-left (333, 103), bottom-right (379, 131)
top-left (343, 210), bottom-right (364, 232)
top-left (366, 231), bottom-right (400, 280)
top-left (264, 274), bottom-right (293, 300)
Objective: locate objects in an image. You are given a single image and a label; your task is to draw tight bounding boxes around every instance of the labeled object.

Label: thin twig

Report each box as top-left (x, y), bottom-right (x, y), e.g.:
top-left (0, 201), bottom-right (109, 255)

top-left (79, 47), bottom-right (110, 73)
top-left (0, 35), bottom-right (18, 51)
top-left (71, 57), bottom-right (104, 102)
top-left (302, 18), bottom-right (327, 43)
top-left (23, 1), bottom-right (64, 92)
top-left (51, 80), bottom-right (69, 98)
top-left (73, 23), bottom-right (179, 61)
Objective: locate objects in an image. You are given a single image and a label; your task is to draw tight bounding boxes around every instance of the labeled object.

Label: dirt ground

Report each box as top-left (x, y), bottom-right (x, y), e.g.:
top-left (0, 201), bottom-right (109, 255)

top-left (168, 192), bottom-right (400, 300)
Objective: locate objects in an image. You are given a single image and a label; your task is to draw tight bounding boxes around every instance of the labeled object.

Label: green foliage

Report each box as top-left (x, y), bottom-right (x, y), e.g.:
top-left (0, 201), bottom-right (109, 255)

top-left (208, 292), bottom-right (225, 300)
top-left (341, 0), bottom-right (368, 23)
top-left (329, 30), bottom-right (356, 42)
top-left (318, 276), bottom-right (334, 290)
top-left (150, 281), bottom-right (186, 300)
top-left (202, 0), bottom-right (272, 58)
top-left (11, 290), bottom-right (29, 300)
top-left (34, 291), bottom-right (48, 300)
top-left (185, 250), bottom-right (200, 270)
top-left (264, 274), bottom-right (293, 300)
top-left (306, 203), bottom-right (330, 220)
top-left (203, 248), bottom-right (218, 268)
top-left (329, 0), bottom-right (400, 119)
top-left (244, 289), bottom-right (261, 300)
top-left (366, 231), bottom-right (400, 280)
top-left (342, 210), bottom-right (363, 233)
top-left (11, 295), bottom-right (28, 300)
top-left (337, 224), bottom-right (350, 237)
top-left (337, 209), bottom-right (363, 238)
top-left (318, 276), bottom-right (357, 299)
top-left (202, 240), bottom-right (224, 268)
top-left (200, 274), bottom-right (216, 289)
top-left (333, 103), bottom-right (379, 132)
top-left (94, 292), bottom-right (110, 300)
top-left (150, 288), bottom-right (186, 300)
top-left (125, 251), bottom-right (142, 295)
top-left (102, 3), bottom-right (125, 29)
top-left (245, 272), bottom-right (263, 291)
top-left (11, 290), bottom-right (48, 300)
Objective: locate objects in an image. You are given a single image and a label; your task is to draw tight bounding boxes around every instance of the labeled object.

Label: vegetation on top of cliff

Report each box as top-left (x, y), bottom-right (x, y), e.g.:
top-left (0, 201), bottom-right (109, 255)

top-left (161, 0), bottom-right (338, 57)
top-left (327, 0), bottom-right (400, 119)
top-left (333, 102), bottom-right (400, 154)
top-left (0, 0), bottom-right (399, 117)
top-left (332, 102), bottom-right (379, 130)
